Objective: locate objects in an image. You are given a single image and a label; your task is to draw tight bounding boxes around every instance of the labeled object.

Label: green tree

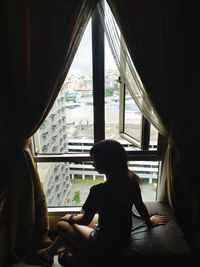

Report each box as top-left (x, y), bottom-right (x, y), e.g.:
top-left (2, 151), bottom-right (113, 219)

top-left (72, 190), bottom-right (81, 205)
top-left (105, 87), bottom-right (115, 96)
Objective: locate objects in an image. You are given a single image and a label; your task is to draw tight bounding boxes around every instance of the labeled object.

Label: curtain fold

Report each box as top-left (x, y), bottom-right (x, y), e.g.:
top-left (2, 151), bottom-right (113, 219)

top-left (98, 0), bottom-right (167, 136)
top-left (0, 0), bottom-right (98, 264)
top-left (97, 2), bottom-right (173, 210)
top-left (100, 0), bottom-right (171, 205)
top-left (107, 0), bottom-right (200, 251)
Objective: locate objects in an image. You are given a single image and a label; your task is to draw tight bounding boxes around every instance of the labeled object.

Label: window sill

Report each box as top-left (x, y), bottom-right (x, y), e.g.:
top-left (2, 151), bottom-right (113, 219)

top-left (48, 206), bottom-right (82, 216)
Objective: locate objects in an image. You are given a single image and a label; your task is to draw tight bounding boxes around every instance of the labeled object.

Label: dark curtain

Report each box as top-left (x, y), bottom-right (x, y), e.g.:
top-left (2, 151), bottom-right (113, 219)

top-left (107, 0), bottom-right (200, 252)
top-left (0, 0), bottom-right (98, 264)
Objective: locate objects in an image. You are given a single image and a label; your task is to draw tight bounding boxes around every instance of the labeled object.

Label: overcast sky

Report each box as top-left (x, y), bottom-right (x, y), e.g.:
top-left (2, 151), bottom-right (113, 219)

top-left (70, 21), bottom-right (116, 72)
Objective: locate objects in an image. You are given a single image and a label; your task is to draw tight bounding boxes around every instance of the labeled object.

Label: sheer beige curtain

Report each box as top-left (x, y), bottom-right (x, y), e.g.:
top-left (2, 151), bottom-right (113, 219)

top-left (0, 0), bottom-right (98, 265)
top-left (98, 0), bottom-right (172, 206)
top-left (98, 0), bottom-right (166, 136)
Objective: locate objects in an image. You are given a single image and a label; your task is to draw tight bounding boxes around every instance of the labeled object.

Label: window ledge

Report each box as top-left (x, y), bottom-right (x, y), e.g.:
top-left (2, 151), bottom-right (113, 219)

top-left (48, 206), bottom-right (82, 216)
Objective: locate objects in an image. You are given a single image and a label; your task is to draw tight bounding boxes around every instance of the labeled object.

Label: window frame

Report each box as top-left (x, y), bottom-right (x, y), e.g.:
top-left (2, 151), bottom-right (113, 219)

top-left (32, 6), bottom-right (165, 214)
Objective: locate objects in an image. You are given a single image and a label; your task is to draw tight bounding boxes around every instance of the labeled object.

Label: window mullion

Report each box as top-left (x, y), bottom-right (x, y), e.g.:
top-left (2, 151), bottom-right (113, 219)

top-left (92, 8), bottom-right (105, 143)
top-left (119, 79), bottom-right (125, 134)
top-left (141, 117), bottom-right (150, 150)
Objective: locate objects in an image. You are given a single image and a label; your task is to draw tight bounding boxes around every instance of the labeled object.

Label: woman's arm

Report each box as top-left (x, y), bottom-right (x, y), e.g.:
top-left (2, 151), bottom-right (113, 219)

top-left (59, 211), bottom-right (94, 226)
top-left (60, 185), bottom-right (99, 227)
top-left (134, 195), bottom-right (153, 227)
top-left (134, 194), bottom-right (168, 228)
top-left (150, 214), bottom-right (169, 226)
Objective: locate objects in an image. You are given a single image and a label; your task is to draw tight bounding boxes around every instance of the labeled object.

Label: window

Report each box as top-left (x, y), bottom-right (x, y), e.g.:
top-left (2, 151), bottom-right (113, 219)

top-left (32, 3), bottom-right (163, 209)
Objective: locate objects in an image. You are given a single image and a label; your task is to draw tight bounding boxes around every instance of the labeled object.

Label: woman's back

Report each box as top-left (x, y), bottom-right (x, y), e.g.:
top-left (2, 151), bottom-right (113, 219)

top-left (86, 174), bottom-right (141, 248)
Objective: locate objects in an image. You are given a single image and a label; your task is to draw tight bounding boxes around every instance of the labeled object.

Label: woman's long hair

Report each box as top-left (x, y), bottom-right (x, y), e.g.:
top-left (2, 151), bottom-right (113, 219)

top-left (90, 139), bottom-right (128, 176)
top-left (90, 139), bottom-right (142, 185)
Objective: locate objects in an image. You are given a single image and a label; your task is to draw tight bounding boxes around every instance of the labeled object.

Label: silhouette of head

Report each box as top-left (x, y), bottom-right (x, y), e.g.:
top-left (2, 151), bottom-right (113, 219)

top-left (90, 139), bottom-right (128, 179)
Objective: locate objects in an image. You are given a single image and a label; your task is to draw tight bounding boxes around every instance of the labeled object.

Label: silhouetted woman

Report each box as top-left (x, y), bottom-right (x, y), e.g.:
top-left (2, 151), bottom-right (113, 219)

top-left (37, 139), bottom-right (168, 266)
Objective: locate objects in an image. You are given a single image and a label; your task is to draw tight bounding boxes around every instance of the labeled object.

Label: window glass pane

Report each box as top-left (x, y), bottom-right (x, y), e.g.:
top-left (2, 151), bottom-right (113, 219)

top-left (104, 36), bottom-right (121, 140)
top-left (124, 88), bottom-right (142, 145)
top-left (38, 161), bottom-right (105, 207)
top-left (66, 20), bottom-right (93, 144)
top-left (104, 36), bottom-right (136, 146)
top-left (38, 162), bottom-right (71, 207)
top-left (129, 161), bottom-right (158, 201)
top-left (33, 20), bottom-right (93, 154)
top-left (149, 124), bottom-right (159, 150)
top-left (37, 160), bottom-right (158, 207)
